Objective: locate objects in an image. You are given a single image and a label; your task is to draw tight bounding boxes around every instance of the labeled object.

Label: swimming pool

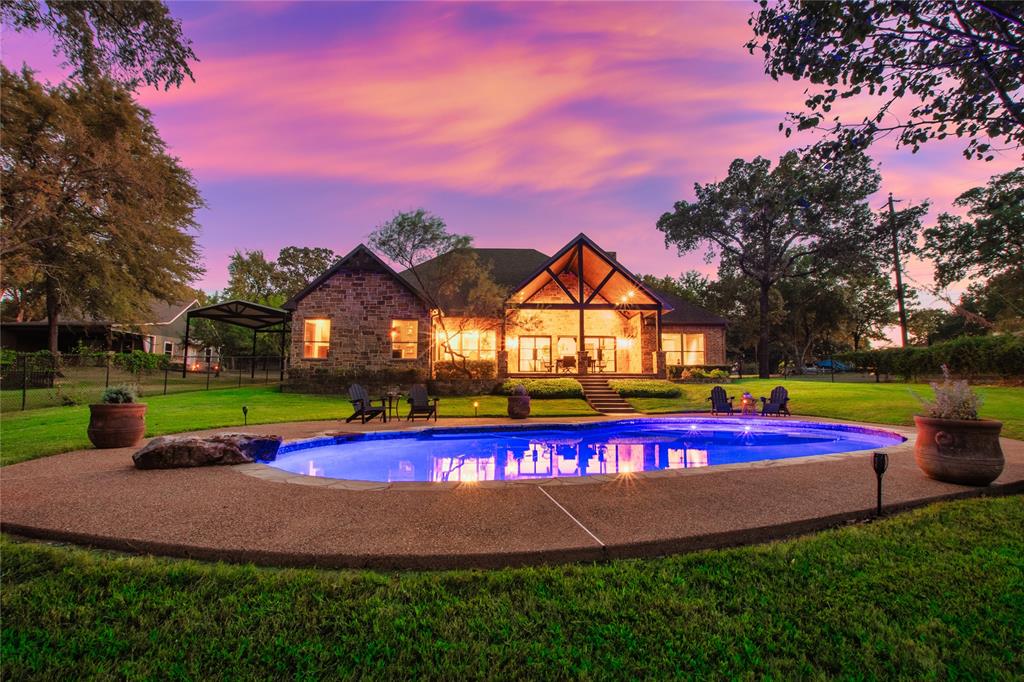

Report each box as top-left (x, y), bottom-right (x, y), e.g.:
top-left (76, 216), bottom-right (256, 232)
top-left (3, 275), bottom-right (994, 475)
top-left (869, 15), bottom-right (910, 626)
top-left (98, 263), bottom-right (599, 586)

top-left (266, 418), bottom-right (905, 483)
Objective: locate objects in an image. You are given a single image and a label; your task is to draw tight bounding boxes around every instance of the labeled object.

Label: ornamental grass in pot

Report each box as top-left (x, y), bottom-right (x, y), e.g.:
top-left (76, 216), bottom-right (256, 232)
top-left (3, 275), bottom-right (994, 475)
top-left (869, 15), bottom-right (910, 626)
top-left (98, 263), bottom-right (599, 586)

top-left (88, 386), bottom-right (147, 449)
top-left (914, 366), bottom-right (1003, 486)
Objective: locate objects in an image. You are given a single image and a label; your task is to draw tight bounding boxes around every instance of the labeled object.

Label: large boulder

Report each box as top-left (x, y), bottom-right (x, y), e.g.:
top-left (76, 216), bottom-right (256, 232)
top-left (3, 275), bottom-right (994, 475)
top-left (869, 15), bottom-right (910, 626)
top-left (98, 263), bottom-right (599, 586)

top-left (132, 433), bottom-right (282, 470)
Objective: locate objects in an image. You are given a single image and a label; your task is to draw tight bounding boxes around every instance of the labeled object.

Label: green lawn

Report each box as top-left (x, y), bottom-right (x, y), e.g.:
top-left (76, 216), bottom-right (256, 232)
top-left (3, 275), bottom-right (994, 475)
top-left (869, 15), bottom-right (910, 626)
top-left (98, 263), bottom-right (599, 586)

top-left (0, 387), bottom-right (597, 466)
top-left (3, 495), bottom-right (1021, 678)
top-left (629, 378), bottom-right (1024, 440)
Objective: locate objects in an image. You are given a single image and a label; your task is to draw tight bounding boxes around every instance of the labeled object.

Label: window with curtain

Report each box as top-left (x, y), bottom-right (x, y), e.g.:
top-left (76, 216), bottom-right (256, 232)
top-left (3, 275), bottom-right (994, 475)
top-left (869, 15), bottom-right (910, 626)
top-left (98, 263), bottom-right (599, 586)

top-left (682, 333), bottom-right (705, 365)
top-left (303, 319), bottom-right (331, 359)
top-left (391, 319), bottom-right (418, 359)
top-left (439, 329), bottom-right (496, 361)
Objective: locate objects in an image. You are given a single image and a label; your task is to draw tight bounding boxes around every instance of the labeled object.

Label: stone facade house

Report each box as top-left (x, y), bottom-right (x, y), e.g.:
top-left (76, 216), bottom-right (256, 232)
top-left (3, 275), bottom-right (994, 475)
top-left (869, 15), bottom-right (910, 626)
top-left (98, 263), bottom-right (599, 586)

top-left (283, 234), bottom-right (727, 388)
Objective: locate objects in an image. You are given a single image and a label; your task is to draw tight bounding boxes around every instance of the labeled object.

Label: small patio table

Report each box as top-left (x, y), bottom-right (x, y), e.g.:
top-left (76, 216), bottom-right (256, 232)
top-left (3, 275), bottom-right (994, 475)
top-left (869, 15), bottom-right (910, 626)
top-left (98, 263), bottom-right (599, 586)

top-left (383, 392), bottom-right (404, 422)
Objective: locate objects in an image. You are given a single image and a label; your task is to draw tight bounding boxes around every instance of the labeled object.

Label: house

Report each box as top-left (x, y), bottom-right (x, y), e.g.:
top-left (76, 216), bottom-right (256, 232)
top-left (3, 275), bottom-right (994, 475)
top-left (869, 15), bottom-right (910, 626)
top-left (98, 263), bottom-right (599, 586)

top-left (282, 234), bottom-right (726, 388)
top-left (0, 299), bottom-right (218, 365)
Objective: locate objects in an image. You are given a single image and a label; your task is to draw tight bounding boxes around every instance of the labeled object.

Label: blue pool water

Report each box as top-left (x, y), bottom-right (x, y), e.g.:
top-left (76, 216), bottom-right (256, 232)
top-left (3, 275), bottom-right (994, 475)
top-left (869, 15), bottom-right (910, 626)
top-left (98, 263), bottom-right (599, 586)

top-left (266, 418), bottom-right (905, 483)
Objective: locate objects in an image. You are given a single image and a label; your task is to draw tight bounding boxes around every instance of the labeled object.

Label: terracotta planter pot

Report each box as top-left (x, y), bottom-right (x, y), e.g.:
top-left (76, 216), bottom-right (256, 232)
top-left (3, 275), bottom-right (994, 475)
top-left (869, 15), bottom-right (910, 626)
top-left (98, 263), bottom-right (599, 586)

top-left (88, 403), bottom-right (148, 449)
top-left (507, 395), bottom-right (531, 419)
top-left (913, 415), bottom-right (1004, 486)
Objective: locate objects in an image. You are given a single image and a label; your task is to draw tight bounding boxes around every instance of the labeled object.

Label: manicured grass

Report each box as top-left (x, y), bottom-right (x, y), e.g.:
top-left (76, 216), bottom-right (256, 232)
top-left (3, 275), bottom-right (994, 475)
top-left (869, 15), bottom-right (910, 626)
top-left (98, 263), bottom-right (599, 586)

top-left (0, 387), bottom-right (596, 466)
top-left (628, 379), bottom-right (1024, 440)
top-left (3, 495), bottom-right (1022, 678)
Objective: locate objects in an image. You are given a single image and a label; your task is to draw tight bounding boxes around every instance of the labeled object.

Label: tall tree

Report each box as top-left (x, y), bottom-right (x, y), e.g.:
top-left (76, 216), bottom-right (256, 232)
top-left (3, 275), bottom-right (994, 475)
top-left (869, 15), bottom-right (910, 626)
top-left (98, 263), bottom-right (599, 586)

top-left (1, 0), bottom-right (196, 89)
top-left (748, 1), bottom-right (1024, 160)
top-left (839, 271), bottom-right (898, 350)
top-left (368, 210), bottom-right (504, 374)
top-left (226, 251), bottom-right (279, 304)
top-left (657, 148), bottom-right (880, 377)
top-left (874, 198), bottom-right (929, 346)
top-left (0, 67), bottom-right (204, 352)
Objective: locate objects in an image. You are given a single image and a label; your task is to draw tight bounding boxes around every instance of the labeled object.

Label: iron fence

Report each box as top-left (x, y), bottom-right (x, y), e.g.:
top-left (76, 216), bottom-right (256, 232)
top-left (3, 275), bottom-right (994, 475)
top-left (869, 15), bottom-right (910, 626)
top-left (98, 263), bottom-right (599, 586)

top-left (0, 353), bottom-right (285, 412)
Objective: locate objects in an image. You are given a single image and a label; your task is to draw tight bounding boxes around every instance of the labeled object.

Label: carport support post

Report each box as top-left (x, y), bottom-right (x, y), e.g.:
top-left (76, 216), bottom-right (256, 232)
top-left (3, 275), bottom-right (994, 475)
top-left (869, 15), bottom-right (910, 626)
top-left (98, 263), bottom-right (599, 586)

top-left (250, 329), bottom-right (258, 379)
top-left (182, 312), bottom-right (191, 378)
top-left (278, 328), bottom-right (287, 382)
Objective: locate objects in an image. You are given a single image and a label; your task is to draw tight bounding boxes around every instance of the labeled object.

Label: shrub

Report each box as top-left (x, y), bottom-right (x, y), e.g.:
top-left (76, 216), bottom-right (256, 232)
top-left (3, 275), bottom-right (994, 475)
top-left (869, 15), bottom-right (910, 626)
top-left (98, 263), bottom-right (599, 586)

top-left (500, 378), bottom-right (583, 398)
top-left (609, 379), bottom-right (682, 398)
top-left (678, 367), bottom-right (731, 383)
top-left (433, 360), bottom-right (497, 380)
top-left (112, 351), bottom-right (167, 373)
top-left (101, 385), bottom-right (138, 404)
top-left (916, 365), bottom-right (981, 420)
top-left (837, 335), bottom-right (1024, 380)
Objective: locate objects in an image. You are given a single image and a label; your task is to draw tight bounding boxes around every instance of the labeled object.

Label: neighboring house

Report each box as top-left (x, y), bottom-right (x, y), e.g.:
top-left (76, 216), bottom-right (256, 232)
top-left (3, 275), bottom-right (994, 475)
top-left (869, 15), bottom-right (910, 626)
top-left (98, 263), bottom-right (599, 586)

top-left (283, 234), bottom-right (727, 387)
top-left (0, 299), bottom-right (219, 364)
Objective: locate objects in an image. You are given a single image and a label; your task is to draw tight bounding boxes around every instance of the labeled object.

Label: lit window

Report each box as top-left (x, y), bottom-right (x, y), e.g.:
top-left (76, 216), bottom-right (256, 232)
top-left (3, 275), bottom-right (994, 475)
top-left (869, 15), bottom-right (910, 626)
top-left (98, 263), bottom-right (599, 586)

top-left (683, 333), bottom-right (705, 365)
top-left (662, 333), bottom-right (682, 365)
top-left (438, 330), bottom-right (496, 361)
top-left (391, 319), bottom-right (418, 359)
top-left (303, 319), bottom-right (330, 359)
top-left (163, 341), bottom-right (174, 356)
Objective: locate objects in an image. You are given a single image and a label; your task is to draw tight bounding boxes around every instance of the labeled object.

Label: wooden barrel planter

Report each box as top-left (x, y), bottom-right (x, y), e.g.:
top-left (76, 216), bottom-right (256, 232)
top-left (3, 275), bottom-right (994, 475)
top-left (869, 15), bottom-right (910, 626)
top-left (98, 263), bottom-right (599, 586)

top-left (88, 403), bottom-right (148, 449)
top-left (913, 415), bottom-right (1004, 486)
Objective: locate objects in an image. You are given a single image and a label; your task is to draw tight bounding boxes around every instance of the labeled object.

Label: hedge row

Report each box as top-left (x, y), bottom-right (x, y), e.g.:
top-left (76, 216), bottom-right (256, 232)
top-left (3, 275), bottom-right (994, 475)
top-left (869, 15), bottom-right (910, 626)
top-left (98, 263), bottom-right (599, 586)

top-left (500, 378), bottom-right (584, 398)
top-left (837, 335), bottom-right (1024, 380)
top-left (433, 360), bottom-right (497, 380)
top-left (608, 380), bottom-right (682, 398)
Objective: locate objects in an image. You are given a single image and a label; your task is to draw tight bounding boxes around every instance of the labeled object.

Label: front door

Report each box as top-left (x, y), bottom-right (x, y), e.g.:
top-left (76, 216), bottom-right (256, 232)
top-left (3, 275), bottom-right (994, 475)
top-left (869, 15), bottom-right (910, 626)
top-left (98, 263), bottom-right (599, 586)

top-left (584, 336), bottom-right (616, 373)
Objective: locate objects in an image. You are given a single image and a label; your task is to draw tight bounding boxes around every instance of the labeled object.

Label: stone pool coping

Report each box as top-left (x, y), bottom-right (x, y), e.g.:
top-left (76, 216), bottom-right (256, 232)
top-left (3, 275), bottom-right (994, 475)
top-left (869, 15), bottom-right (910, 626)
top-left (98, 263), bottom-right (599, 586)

top-left (2, 414), bottom-right (1022, 570)
top-left (247, 417), bottom-right (912, 490)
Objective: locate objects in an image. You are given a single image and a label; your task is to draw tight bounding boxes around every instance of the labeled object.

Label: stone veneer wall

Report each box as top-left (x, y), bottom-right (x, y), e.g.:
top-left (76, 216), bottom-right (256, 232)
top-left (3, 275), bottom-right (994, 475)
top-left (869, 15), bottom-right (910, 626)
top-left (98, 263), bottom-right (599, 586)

top-left (661, 324), bottom-right (727, 366)
top-left (285, 266), bottom-right (432, 393)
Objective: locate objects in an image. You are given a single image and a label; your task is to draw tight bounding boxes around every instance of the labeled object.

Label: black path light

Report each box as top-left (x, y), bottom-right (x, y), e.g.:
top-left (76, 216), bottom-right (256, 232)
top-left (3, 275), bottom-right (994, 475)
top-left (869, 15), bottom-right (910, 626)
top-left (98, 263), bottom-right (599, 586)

top-left (242, 405), bottom-right (248, 426)
top-left (872, 451), bottom-right (889, 517)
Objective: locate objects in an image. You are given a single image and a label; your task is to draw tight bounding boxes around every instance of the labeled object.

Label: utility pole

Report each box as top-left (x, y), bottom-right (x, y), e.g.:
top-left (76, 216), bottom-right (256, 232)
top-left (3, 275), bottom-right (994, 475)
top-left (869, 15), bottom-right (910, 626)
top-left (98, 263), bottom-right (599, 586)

top-left (887, 193), bottom-right (909, 347)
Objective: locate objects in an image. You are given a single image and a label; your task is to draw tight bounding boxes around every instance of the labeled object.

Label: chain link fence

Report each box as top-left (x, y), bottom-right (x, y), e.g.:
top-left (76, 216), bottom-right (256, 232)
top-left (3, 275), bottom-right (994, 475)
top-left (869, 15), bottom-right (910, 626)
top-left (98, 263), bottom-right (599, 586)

top-left (1, 353), bottom-right (285, 412)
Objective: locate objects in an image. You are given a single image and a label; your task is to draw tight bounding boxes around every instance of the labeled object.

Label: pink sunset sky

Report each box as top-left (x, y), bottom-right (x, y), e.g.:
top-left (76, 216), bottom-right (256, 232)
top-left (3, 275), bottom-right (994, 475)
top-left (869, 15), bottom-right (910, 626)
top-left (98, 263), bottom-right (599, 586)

top-left (3, 1), bottom-right (1019, 301)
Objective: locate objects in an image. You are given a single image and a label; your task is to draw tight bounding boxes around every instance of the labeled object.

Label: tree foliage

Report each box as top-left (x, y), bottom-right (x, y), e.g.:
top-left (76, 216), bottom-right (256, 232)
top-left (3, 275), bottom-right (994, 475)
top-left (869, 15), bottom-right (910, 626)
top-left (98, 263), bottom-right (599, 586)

top-left (639, 271), bottom-right (713, 308)
top-left (1, 0), bottom-right (197, 90)
top-left (923, 167), bottom-right (1024, 286)
top-left (0, 66), bottom-right (204, 352)
top-left (748, 1), bottom-right (1024, 159)
top-left (657, 147), bottom-right (880, 377)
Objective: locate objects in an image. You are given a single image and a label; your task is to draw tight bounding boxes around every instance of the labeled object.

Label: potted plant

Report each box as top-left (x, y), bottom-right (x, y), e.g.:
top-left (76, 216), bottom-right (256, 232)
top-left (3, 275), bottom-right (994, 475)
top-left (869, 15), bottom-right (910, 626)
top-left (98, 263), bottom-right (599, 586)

top-left (507, 383), bottom-right (531, 419)
top-left (913, 365), bottom-right (1003, 486)
top-left (88, 386), bottom-right (147, 449)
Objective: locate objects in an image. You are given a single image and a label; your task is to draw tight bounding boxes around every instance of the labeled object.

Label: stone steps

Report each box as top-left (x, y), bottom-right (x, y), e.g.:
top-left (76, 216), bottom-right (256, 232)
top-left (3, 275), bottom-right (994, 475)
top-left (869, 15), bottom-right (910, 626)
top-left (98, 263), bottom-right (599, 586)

top-left (577, 377), bottom-right (635, 414)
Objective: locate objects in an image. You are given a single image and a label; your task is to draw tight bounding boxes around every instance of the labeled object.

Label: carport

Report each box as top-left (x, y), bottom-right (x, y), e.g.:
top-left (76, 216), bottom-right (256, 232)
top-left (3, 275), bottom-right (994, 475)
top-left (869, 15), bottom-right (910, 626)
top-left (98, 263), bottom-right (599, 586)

top-left (181, 300), bottom-right (291, 379)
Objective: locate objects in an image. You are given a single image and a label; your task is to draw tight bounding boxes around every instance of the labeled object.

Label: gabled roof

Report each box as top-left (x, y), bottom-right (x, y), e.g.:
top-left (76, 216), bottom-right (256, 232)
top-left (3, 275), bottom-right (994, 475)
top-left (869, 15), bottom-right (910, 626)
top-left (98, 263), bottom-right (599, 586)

top-left (650, 288), bottom-right (728, 326)
top-left (508, 233), bottom-right (663, 308)
top-left (283, 244), bottom-right (429, 310)
top-left (4, 299), bottom-right (200, 328)
top-left (187, 299), bottom-right (290, 330)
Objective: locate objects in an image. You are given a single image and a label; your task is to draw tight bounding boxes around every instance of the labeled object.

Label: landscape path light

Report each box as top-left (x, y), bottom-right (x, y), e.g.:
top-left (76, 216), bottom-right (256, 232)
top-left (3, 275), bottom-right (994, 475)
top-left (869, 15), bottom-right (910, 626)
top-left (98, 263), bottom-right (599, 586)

top-left (872, 451), bottom-right (889, 517)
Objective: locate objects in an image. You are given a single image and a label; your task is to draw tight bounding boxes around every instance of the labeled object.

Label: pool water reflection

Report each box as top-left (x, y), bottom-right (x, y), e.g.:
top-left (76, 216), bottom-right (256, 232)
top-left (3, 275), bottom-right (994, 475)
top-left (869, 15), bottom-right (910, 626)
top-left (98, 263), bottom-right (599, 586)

top-left (268, 418), bottom-right (905, 483)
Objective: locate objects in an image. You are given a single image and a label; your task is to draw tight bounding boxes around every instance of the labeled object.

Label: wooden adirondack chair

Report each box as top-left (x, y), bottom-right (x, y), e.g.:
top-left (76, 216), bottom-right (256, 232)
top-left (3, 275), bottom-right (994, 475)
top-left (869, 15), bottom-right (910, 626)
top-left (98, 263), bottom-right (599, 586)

top-left (346, 384), bottom-right (386, 423)
top-left (407, 384), bottom-right (439, 422)
top-left (707, 385), bottom-right (735, 415)
top-left (760, 386), bottom-right (791, 416)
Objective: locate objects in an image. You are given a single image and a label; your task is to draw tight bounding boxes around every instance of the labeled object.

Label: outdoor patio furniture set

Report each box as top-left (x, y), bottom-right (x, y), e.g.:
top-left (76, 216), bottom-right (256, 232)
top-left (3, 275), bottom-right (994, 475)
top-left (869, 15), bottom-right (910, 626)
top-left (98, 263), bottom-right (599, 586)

top-left (346, 384), bottom-right (438, 424)
top-left (708, 385), bottom-right (791, 417)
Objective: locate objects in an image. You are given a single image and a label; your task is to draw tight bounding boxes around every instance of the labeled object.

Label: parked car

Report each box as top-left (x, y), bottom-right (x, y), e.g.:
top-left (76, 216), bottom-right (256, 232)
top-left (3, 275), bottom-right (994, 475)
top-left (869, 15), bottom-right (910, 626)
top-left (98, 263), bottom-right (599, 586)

top-left (815, 359), bottom-right (850, 372)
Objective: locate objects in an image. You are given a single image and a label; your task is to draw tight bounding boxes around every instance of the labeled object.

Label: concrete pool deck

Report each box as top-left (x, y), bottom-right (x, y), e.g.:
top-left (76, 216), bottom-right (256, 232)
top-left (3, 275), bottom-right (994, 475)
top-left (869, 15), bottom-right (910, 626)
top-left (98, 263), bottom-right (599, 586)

top-left (2, 414), bottom-right (1022, 569)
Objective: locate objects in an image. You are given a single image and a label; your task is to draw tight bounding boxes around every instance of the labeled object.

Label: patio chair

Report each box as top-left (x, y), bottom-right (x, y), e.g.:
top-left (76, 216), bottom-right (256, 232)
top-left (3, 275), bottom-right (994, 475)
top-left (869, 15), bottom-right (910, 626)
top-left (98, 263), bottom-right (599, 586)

top-left (558, 356), bottom-right (577, 374)
top-left (346, 384), bottom-right (386, 424)
top-left (760, 386), bottom-right (791, 416)
top-left (406, 384), bottom-right (439, 422)
top-left (707, 386), bottom-right (735, 415)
